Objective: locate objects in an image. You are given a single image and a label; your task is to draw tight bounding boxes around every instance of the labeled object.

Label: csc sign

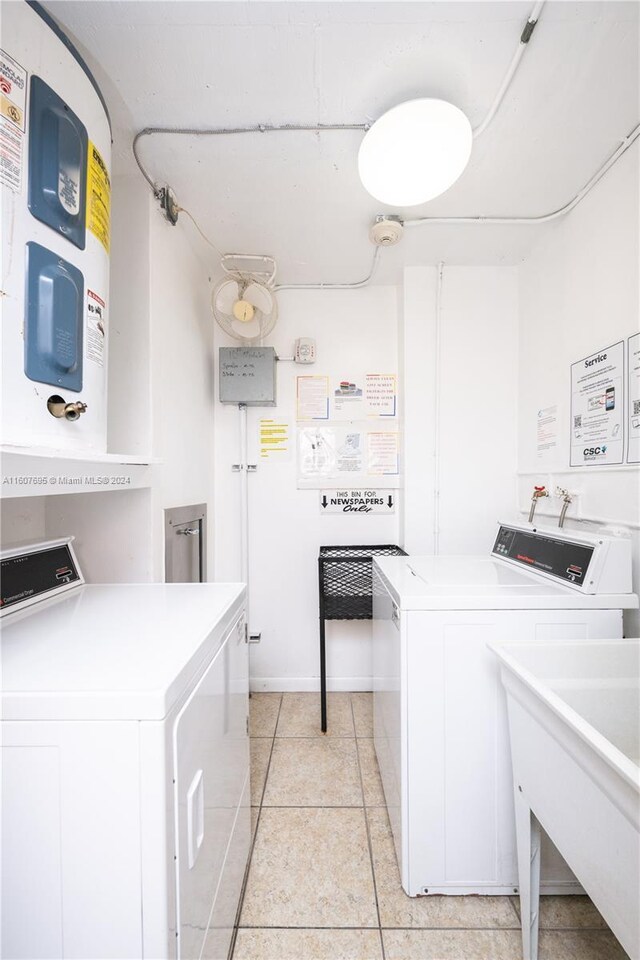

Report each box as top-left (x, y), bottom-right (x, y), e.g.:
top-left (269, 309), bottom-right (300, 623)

top-left (583, 445), bottom-right (607, 460)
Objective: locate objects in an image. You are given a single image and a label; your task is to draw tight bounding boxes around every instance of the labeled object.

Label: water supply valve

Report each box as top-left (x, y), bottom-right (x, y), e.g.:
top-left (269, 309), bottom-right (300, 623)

top-left (47, 395), bottom-right (88, 422)
top-left (555, 487), bottom-right (574, 528)
top-left (528, 485), bottom-right (549, 523)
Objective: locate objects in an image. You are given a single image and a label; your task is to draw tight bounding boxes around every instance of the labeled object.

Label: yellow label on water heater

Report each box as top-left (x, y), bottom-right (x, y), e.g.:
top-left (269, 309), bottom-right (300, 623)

top-left (86, 141), bottom-right (111, 253)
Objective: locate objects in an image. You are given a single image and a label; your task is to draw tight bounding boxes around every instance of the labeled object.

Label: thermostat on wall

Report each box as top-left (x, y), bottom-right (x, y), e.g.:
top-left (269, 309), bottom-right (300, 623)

top-left (294, 338), bottom-right (316, 364)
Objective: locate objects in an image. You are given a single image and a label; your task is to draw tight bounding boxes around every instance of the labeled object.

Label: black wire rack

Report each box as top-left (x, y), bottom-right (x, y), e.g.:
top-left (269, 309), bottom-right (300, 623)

top-left (318, 544), bottom-right (406, 732)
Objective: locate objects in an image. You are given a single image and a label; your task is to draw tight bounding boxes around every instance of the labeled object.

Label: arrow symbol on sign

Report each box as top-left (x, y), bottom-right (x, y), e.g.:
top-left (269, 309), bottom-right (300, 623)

top-left (387, 495), bottom-right (394, 508)
top-left (321, 495), bottom-right (328, 508)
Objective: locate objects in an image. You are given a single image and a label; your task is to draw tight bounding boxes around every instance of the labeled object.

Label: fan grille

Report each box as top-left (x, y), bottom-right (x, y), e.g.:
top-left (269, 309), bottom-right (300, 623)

top-left (212, 276), bottom-right (277, 344)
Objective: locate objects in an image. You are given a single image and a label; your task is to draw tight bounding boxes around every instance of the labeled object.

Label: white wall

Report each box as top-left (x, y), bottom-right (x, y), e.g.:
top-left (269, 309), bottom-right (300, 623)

top-left (402, 264), bottom-right (520, 556)
top-left (402, 266), bottom-right (438, 555)
top-left (45, 489), bottom-right (153, 582)
top-left (0, 489), bottom-right (151, 582)
top-left (108, 176), bottom-right (152, 459)
top-left (517, 142), bottom-right (640, 635)
top-left (213, 286), bottom-right (400, 691)
top-left (0, 496), bottom-right (46, 544)
top-left (108, 177), bottom-right (216, 580)
top-left (212, 268), bottom-right (520, 692)
top-left (147, 203), bottom-right (217, 580)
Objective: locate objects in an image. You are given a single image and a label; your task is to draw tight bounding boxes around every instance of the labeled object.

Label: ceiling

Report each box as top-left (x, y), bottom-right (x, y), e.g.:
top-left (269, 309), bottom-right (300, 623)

top-left (40, 0), bottom-right (640, 283)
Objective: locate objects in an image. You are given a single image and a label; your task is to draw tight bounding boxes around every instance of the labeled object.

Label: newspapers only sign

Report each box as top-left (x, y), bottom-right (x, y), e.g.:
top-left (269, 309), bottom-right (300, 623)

top-left (319, 489), bottom-right (396, 515)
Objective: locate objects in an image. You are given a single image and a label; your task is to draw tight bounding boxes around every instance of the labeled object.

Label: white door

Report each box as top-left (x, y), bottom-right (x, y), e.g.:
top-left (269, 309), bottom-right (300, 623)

top-left (202, 608), bottom-right (252, 960)
top-left (172, 613), bottom-right (249, 960)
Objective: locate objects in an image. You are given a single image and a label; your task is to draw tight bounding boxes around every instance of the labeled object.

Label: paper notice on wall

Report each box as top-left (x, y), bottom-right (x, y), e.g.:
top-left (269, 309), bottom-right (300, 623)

top-left (297, 375), bottom-right (329, 420)
top-left (297, 422), bottom-right (400, 488)
top-left (335, 427), bottom-right (364, 475)
top-left (627, 333), bottom-right (640, 464)
top-left (298, 426), bottom-right (336, 478)
top-left (86, 141), bottom-right (111, 252)
top-left (259, 418), bottom-right (291, 461)
top-left (0, 49), bottom-right (27, 194)
top-left (367, 431), bottom-right (399, 475)
top-left (332, 373), bottom-right (397, 419)
top-left (570, 341), bottom-right (624, 466)
top-left (537, 405), bottom-right (558, 460)
top-left (333, 378), bottom-right (365, 418)
top-left (86, 289), bottom-right (106, 366)
top-left (365, 374), bottom-right (397, 417)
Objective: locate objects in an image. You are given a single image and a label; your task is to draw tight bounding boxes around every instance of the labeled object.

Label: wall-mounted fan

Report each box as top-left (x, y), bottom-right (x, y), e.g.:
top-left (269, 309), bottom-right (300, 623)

top-left (212, 254), bottom-right (278, 344)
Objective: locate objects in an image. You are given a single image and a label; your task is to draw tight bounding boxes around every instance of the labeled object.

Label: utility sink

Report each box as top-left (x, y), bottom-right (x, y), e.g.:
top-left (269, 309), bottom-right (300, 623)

top-left (490, 638), bottom-right (640, 960)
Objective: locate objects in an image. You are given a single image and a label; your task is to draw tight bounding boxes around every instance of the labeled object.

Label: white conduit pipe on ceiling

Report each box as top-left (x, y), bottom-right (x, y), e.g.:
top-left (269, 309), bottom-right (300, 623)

top-left (130, 0), bottom-right (544, 195)
top-left (129, 0), bottom-right (546, 291)
top-left (132, 123), bottom-right (369, 198)
top-left (130, 0), bottom-right (638, 287)
top-left (404, 123), bottom-right (640, 228)
top-left (273, 246), bottom-right (382, 292)
top-left (279, 124), bottom-right (640, 288)
top-left (472, 1), bottom-right (545, 139)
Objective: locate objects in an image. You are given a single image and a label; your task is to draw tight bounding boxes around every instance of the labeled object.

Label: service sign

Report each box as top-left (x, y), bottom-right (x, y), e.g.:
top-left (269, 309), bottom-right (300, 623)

top-left (320, 489), bottom-right (396, 514)
top-left (570, 340), bottom-right (624, 466)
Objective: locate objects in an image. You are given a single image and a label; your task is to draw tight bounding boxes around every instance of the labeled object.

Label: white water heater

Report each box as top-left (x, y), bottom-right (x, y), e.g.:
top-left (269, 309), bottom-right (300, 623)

top-left (1, 1), bottom-right (111, 453)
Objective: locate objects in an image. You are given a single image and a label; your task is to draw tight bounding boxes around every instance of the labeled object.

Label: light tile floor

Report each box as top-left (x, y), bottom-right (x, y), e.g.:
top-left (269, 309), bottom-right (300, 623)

top-left (232, 692), bottom-right (629, 960)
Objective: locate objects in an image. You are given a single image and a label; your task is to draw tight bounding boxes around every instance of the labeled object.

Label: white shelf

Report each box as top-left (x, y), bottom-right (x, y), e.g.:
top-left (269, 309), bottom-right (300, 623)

top-left (0, 447), bottom-right (158, 499)
top-left (518, 465), bottom-right (639, 475)
top-left (1, 444), bottom-right (158, 465)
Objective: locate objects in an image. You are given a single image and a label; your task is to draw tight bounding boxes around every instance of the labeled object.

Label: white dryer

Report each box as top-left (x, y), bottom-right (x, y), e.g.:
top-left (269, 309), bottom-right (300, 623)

top-left (1, 538), bottom-right (250, 960)
top-left (372, 521), bottom-right (638, 898)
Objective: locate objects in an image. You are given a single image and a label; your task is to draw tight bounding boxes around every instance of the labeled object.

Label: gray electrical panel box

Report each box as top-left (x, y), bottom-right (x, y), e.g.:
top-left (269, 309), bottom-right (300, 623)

top-left (219, 347), bottom-right (277, 406)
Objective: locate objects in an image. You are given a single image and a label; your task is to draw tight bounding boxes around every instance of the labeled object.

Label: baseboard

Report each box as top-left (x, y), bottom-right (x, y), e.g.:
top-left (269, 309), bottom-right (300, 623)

top-left (250, 676), bottom-right (373, 693)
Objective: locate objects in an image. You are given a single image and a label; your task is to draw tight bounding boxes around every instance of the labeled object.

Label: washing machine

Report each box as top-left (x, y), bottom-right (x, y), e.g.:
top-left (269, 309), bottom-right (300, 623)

top-left (1, 538), bottom-right (250, 960)
top-left (372, 521), bottom-right (638, 898)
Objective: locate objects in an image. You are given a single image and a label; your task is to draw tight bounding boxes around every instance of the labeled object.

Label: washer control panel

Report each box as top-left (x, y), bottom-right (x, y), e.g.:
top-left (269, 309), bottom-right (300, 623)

top-left (0, 539), bottom-right (83, 616)
top-left (493, 525), bottom-right (595, 587)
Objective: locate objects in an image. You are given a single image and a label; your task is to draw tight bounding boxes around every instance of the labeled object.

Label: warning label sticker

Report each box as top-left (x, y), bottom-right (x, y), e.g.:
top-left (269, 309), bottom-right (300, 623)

top-left (86, 289), bottom-right (106, 366)
top-left (86, 141), bottom-right (111, 252)
top-left (0, 49), bottom-right (27, 194)
top-left (0, 50), bottom-right (26, 128)
top-left (1, 94), bottom-right (23, 129)
top-left (1, 119), bottom-right (23, 192)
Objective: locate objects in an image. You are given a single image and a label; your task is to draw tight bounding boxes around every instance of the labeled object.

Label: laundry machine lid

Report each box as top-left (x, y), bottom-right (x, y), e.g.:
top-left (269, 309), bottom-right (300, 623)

top-left (408, 555), bottom-right (544, 587)
top-left (374, 555), bottom-right (637, 611)
top-left (1, 583), bottom-right (246, 721)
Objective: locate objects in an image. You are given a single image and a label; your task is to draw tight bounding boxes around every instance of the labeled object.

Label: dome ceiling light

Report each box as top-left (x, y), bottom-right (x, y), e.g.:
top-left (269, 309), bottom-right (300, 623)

top-left (357, 98), bottom-right (473, 207)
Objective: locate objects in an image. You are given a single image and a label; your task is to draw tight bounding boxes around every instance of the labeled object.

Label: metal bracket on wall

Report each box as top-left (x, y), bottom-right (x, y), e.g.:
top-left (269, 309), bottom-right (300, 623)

top-left (159, 185), bottom-right (179, 225)
top-left (231, 464), bottom-right (258, 472)
top-left (247, 464), bottom-right (258, 473)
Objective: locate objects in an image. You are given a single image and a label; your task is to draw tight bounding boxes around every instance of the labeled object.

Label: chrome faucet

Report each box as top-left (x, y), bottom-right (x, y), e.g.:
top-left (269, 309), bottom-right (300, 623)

top-left (557, 487), bottom-right (573, 528)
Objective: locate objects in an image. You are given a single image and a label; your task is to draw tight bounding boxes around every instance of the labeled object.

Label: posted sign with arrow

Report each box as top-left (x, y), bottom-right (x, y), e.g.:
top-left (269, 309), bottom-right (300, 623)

top-left (319, 489), bottom-right (396, 514)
